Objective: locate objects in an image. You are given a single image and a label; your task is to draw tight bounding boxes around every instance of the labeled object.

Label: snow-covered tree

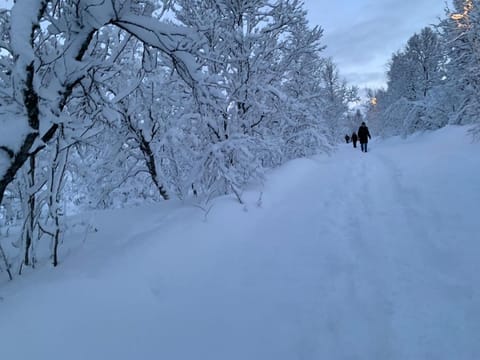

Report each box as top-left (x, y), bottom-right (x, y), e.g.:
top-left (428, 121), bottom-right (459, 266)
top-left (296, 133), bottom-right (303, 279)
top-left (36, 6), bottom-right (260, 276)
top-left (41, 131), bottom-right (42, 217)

top-left (278, 14), bottom-right (331, 158)
top-left (372, 27), bottom-right (445, 136)
top-left (173, 0), bottom-right (330, 200)
top-left (345, 109), bottom-right (364, 135)
top-left (318, 58), bottom-right (358, 142)
top-left (439, 0), bottom-right (480, 127)
top-left (0, 0), bottom-right (204, 208)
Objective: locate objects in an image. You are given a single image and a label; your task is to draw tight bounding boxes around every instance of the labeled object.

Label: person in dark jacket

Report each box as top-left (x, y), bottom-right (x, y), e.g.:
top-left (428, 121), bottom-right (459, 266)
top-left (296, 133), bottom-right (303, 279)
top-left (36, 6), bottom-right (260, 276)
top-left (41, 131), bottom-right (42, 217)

top-left (351, 132), bottom-right (358, 148)
top-left (344, 134), bottom-right (350, 143)
top-left (357, 122), bottom-right (371, 152)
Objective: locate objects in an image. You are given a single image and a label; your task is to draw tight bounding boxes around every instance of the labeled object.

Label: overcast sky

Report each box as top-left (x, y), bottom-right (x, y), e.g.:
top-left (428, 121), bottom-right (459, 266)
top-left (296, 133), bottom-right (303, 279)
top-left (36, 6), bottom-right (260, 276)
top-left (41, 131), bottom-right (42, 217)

top-left (303, 0), bottom-right (451, 90)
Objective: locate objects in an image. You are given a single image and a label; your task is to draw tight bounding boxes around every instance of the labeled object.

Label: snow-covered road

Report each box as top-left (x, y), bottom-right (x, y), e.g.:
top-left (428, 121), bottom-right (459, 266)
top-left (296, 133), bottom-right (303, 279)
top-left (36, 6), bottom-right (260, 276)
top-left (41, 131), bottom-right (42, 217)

top-left (1, 126), bottom-right (479, 359)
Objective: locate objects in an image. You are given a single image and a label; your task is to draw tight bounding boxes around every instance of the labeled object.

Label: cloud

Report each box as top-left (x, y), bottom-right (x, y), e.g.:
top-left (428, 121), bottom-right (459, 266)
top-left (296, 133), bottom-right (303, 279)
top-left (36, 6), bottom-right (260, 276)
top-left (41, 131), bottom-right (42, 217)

top-left (343, 71), bottom-right (387, 90)
top-left (305, 0), bottom-right (450, 89)
top-left (322, 15), bottom-right (408, 60)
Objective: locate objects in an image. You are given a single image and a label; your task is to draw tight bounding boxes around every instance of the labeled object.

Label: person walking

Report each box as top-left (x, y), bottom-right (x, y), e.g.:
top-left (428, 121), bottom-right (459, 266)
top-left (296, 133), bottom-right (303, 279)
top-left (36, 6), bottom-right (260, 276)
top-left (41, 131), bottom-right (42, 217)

top-left (344, 134), bottom-right (350, 144)
top-left (357, 122), bottom-right (371, 152)
top-left (351, 132), bottom-right (358, 148)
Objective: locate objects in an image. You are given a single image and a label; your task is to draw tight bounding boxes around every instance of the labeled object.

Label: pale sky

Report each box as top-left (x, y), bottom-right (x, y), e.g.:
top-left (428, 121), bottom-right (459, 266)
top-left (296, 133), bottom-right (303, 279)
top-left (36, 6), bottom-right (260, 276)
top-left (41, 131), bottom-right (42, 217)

top-left (303, 0), bottom-right (451, 90)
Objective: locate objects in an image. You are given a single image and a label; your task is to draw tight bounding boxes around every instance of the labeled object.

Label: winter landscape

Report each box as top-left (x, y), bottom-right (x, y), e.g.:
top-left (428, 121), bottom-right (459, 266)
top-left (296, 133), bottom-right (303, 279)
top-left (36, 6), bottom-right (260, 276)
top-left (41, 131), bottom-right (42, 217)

top-left (1, 0), bottom-right (479, 359)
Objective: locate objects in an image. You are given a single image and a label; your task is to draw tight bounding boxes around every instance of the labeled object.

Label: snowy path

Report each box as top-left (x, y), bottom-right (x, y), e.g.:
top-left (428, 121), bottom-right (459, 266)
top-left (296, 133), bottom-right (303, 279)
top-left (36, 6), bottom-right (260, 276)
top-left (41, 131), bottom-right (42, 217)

top-left (1, 127), bottom-right (479, 359)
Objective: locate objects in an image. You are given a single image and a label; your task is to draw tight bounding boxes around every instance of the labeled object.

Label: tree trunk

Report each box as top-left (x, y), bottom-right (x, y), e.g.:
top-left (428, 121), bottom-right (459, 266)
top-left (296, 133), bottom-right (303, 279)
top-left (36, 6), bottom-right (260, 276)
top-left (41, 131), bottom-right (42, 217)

top-left (24, 155), bottom-right (36, 267)
top-left (47, 128), bottom-right (69, 267)
top-left (139, 132), bottom-right (169, 200)
top-left (0, 243), bottom-right (13, 281)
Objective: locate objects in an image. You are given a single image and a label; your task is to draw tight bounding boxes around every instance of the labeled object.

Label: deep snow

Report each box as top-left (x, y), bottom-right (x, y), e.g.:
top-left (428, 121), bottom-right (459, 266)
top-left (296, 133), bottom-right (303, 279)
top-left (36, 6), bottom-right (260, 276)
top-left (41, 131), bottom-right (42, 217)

top-left (1, 125), bottom-right (479, 359)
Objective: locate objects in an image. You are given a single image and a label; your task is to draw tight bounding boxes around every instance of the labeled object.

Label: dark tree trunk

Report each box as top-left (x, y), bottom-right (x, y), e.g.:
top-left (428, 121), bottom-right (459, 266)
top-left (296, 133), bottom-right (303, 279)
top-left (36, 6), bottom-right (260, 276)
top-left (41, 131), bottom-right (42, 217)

top-left (24, 155), bottom-right (36, 267)
top-left (49, 129), bottom-right (69, 267)
top-left (0, 243), bottom-right (13, 280)
top-left (52, 218), bottom-right (60, 267)
top-left (139, 136), bottom-right (169, 200)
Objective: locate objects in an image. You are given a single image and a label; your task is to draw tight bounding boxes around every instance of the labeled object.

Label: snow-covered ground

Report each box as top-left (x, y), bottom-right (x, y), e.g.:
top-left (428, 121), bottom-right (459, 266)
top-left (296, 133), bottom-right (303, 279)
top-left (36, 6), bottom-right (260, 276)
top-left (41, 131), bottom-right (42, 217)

top-left (1, 125), bottom-right (479, 360)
